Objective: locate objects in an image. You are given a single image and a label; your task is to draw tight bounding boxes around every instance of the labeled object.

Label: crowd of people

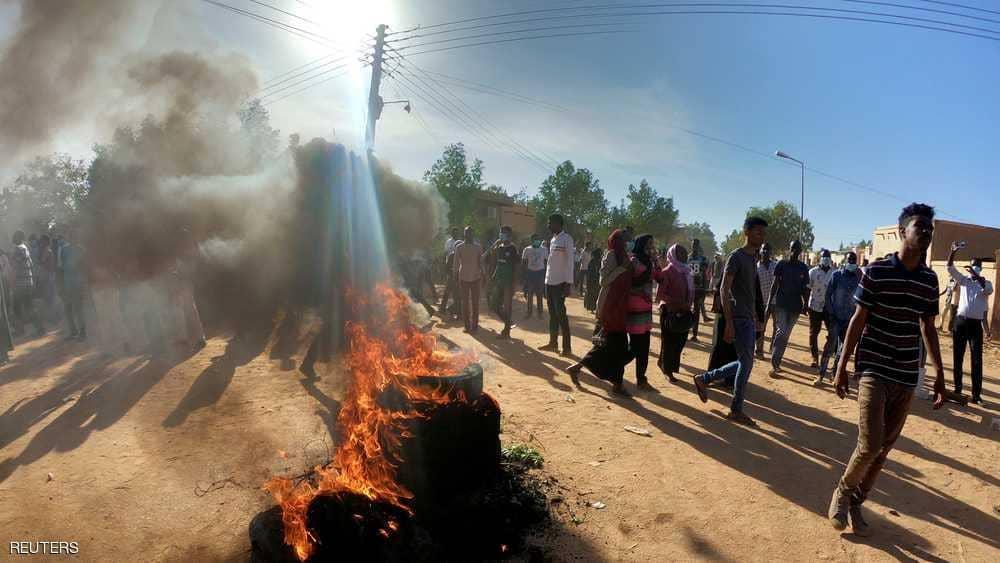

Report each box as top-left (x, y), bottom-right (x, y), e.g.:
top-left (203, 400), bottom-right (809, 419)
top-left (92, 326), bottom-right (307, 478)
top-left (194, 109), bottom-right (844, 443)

top-left (0, 229), bottom-right (207, 365)
top-left (431, 202), bottom-right (993, 538)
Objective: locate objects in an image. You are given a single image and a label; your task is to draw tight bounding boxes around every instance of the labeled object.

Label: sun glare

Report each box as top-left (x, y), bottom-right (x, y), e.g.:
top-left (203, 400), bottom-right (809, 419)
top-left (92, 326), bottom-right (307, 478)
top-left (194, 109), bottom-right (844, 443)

top-left (305, 0), bottom-right (394, 57)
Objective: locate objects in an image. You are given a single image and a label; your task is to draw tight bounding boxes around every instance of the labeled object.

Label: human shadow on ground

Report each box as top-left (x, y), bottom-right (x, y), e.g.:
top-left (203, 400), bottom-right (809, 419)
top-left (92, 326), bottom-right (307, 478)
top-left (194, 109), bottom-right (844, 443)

top-left (0, 336), bottom-right (80, 389)
top-left (0, 354), bottom-right (177, 483)
top-left (576, 373), bottom-right (1000, 557)
top-left (470, 330), bottom-right (574, 393)
top-left (163, 326), bottom-right (271, 428)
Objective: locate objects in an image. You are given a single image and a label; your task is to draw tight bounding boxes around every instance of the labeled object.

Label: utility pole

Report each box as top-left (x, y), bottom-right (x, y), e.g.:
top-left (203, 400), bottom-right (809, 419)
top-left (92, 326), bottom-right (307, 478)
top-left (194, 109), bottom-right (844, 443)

top-left (365, 24), bottom-right (387, 148)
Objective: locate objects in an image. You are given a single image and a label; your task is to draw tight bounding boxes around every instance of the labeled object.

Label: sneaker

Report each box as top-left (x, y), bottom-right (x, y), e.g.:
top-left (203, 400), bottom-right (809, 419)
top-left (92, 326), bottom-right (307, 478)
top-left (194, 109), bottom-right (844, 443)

top-left (538, 342), bottom-right (559, 352)
top-left (497, 330), bottom-right (510, 340)
top-left (768, 368), bottom-right (781, 379)
top-left (810, 360), bottom-right (818, 369)
top-left (611, 384), bottom-right (632, 398)
top-left (828, 488), bottom-right (851, 531)
top-left (566, 364), bottom-right (582, 385)
top-left (755, 350), bottom-right (765, 360)
top-left (812, 377), bottom-right (824, 387)
top-left (665, 373), bottom-right (678, 384)
top-left (971, 396), bottom-right (982, 405)
top-left (849, 504), bottom-right (870, 536)
top-left (693, 376), bottom-right (708, 403)
top-left (636, 380), bottom-right (655, 392)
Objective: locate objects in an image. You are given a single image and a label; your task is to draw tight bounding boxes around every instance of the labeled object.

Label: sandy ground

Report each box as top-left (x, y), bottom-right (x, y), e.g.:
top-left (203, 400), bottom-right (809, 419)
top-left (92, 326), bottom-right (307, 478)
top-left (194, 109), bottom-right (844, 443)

top-left (1, 294), bottom-right (998, 562)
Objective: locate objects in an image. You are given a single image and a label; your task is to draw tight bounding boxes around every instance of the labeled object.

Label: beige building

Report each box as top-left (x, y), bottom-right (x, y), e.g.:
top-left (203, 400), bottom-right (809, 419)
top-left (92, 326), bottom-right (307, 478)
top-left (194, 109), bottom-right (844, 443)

top-left (472, 191), bottom-right (536, 241)
top-left (872, 219), bottom-right (1000, 340)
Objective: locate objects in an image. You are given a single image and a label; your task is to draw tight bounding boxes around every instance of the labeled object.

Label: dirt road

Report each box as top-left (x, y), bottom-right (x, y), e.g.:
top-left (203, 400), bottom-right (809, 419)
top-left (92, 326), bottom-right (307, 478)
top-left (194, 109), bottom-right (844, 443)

top-left (1, 296), bottom-right (998, 561)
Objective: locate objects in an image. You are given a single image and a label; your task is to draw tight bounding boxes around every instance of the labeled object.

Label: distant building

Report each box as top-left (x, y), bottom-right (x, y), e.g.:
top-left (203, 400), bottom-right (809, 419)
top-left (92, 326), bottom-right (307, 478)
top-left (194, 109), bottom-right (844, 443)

top-left (472, 190), bottom-right (536, 241)
top-left (873, 219), bottom-right (999, 340)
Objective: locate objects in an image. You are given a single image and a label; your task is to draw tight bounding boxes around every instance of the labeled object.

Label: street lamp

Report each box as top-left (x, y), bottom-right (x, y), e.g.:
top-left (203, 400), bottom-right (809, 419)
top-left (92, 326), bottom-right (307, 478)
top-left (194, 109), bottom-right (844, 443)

top-left (775, 150), bottom-right (805, 241)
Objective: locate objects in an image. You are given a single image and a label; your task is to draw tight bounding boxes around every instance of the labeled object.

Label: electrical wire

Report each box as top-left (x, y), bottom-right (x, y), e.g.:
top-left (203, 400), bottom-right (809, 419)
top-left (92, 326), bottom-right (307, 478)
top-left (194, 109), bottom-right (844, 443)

top-left (391, 22), bottom-right (640, 51)
top-left (914, 0), bottom-right (1000, 16)
top-left (400, 29), bottom-right (641, 57)
top-left (415, 69), bottom-right (572, 113)
top-left (262, 68), bottom-right (352, 107)
top-left (199, 0), bottom-right (347, 50)
top-left (262, 53), bottom-right (340, 86)
top-left (258, 63), bottom-right (348, 100)
top-left (257, 56), bottom-right (351, 95)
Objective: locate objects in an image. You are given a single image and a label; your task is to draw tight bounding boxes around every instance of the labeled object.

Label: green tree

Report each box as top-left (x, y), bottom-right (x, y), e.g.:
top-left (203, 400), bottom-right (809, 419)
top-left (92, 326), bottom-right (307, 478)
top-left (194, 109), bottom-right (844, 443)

top-left (609, 179), bottom-right (679, 242)
top-left (530, 161), bottom-right (608, 240)
top-left (745, 201), bottom-right (814, 256)
top-left (423, 143), bottom-right (485, 229)
top-left (678, 222), bottom-right (718, 257)
top-left (721, 228), bottom-right (743, 255)
top-left (0, 153), bottom-right (89, 237)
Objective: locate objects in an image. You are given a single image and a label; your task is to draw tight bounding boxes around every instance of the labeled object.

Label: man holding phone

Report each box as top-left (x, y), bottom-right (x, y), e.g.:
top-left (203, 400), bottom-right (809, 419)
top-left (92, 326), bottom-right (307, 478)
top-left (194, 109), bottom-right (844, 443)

top-left (947, 241), bottom-right (992, 404)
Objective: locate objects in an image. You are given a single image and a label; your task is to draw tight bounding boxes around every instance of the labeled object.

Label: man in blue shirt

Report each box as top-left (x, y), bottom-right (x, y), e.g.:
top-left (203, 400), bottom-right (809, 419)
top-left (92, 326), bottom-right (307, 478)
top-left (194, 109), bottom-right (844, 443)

top-left (765, 240), bottom-right (810, 376)
top-left (817, 252), bottom-right (862, 383)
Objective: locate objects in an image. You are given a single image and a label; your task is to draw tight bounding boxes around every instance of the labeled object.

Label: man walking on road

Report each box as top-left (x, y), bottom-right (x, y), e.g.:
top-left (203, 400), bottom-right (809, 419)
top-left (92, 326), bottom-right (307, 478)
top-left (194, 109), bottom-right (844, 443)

top-left (817, 251), bottom-right (862, 384)
top-left (521, 234), bottom-right (548, 319)
top-left (828, 203), bottom-right (946, 537)
top-left (689, 238), bottom-right (711, 341)
top-left (808, 249), bottom-right (836, 370)
top-left (539, 214), bottom-right (575, 356)
top-left (947, 243), bottom-right (992, 404)
top-left (755, 243), bottom-right (776, 358)
top-left (484, 225), bottom-right (521, 340)
top-left (453, 226), bottom-right (484, 334)
top-left (692, 217), bottom-right (768, 426)
top-left (766, 240), bottom-right (810, 376)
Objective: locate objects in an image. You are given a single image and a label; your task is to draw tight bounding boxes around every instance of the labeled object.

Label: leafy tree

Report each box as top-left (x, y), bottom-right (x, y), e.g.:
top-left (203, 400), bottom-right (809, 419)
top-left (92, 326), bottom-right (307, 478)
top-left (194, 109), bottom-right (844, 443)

top-left (239, 99), bottom-right (281, 163)
top-left (721, 228), bottom-right (744, 255)
top-left (530, 161), bottom-right (608, 240)
top-left (746, 201), bottom-right (814, 256)
top-left (423, 143), bottom-right (485, 230)
top-left (608, 179), bottom-right (679, 242)
top-left (677, 222), bottom-right (718, 257)
top-left (0, 153), bottom-right (89, 238)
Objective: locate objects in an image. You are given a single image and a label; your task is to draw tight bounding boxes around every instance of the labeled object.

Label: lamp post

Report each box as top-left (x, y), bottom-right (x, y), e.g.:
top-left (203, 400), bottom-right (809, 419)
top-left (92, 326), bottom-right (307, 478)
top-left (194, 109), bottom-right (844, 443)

top-left (775, 150), bottom-right (805, 241)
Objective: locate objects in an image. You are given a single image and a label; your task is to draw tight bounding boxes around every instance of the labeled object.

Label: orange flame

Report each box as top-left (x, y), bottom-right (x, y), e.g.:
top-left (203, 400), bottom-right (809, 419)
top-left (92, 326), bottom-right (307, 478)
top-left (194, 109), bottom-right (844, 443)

top-left (264, 284), bottom-right (474, 561)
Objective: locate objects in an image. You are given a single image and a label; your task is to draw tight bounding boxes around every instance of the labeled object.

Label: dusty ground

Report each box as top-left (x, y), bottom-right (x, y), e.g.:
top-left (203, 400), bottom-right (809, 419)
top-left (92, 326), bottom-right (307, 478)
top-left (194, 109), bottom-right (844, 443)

top-left (1, 295), bottom-right (998, 562)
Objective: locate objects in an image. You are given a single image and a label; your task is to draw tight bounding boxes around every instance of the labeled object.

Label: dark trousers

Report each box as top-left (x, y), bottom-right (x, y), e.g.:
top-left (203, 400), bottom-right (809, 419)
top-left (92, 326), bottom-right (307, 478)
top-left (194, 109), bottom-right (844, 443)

top-left (839, 376), bottom-right (913, 505)
top-left (546, 283), bottom-right (571, 350)
top-left (952, 316), bottom-right (984, 400)
top-left (64, 290), bottom-right (86, 337)
top-left (808, 309), bottom-right (833, 362)
top-left (691, 290), bottom-right (707, 338)
top-left (493, 282), bottom-right (514, 332)
top-left (658, 320), bottom-right (687, 375)
top-left (440, 272), bottom-right (460, 317)
top-left (460, 280), bottom-right (480, 332)
top-left (629, 331), bottom-right (651, 383)
top-left (12, 287), bottom-right (42, 335)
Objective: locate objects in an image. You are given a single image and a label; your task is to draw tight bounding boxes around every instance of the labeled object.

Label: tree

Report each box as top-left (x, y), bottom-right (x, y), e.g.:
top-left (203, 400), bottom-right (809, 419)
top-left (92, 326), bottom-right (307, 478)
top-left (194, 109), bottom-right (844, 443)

top-left (745, 201), bottom-right (815, 256)
top-left (721, 228), bottom-right (743, 255)
top-left (608, 179), bottom-right (679, 242)
top-left (530, 161), bottom-right (608, 240)
top-left (423, 143), bottom-right (485, 230)
top-left (239, 99), bottom-right (281, 163)
top-left (0, 153), bottom-right (89, 238)
top-left (678, 222), bottom-right (718, 257)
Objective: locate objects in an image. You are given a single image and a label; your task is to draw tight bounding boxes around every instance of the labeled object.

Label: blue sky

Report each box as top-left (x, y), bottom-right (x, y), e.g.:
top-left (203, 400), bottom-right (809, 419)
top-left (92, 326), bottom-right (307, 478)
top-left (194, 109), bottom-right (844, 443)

top-left (4, 0), bottom-right (998, 249)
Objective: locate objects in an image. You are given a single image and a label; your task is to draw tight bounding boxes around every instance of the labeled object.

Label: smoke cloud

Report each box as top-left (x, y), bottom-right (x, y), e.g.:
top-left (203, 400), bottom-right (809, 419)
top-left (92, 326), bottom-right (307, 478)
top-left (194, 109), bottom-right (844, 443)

top-left (0, 0), bottom-right (143, 164)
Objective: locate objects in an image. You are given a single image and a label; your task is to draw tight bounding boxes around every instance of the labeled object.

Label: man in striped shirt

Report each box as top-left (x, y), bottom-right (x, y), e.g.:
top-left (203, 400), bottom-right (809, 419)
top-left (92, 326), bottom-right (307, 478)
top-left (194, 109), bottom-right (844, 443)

top-left (827, 203), bottom-right (945, 537)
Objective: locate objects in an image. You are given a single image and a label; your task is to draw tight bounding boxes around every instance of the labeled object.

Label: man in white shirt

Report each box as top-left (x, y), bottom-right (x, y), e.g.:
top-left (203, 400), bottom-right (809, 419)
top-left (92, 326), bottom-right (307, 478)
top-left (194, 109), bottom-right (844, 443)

top-left (947, 242), bottom-right (993, 404)
top-left (808, 249), bottom-right (836, 375)
top-left (539, 214), bottom-right (575, 356)
top-left (453, 227), bottom-right (484, 334)
top-left (521, 234), bottom-right (548, 318)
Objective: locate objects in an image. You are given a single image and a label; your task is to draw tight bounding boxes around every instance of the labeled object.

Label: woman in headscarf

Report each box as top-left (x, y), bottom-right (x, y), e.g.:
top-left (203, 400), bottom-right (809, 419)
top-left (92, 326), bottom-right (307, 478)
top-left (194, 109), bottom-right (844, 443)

top-left (566, 229), bottom-right (635, 396)
top-left (656, 244), bottom-right (695, 383)
top-left (626, 234), bottom-right (658, 390)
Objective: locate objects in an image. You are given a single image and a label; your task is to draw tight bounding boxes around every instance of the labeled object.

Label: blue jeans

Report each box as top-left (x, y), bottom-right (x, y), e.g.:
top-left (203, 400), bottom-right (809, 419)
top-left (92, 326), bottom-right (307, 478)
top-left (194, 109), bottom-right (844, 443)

top-left (699, 317), bottom-right (755, 413)
top-left (819, 318), bottom-right (849, 376)
top-left (771, 307), bottom-right (800, 370)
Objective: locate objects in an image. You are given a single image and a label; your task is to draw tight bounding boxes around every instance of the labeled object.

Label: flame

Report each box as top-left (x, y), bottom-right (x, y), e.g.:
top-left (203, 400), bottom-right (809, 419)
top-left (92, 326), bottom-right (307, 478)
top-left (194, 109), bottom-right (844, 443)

top-left (265, 284), bottom-right (474, 561)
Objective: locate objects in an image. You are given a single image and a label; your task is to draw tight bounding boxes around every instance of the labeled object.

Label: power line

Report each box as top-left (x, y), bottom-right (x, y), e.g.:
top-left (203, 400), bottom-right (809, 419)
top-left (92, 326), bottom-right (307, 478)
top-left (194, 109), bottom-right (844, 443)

top-left (262, 68), bottom-right (352, 107)
top-left (393, 3), bottom-right (1000, 43)
top-left (390, 22), bottom-right (639, 51)
top-left (387, 81), bottom-right (443, 145)
top-left (257, 56), bottom-right (351, 95)
top-left (914, 0), bottom-right (1000, 16)
top-left (390, 55), bottom-right (558, 171)
top-left (401, 29), bottom-right (641, 57)
top-left (258, 63), bottom-right (348, 100)
top-left (198, 0), bottom-right (349, 50)
top-left (262, 53), bottom-right (339, 86)
top-left (415, 69), bottom-right (572, 113)
top-left (389, 1), bottom-right (1000, 43)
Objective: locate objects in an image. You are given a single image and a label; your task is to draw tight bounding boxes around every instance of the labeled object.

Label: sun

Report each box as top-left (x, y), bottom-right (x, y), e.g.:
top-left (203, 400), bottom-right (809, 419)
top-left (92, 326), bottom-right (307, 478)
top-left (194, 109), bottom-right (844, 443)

top-left (303, 0), bottom-right (395, 58)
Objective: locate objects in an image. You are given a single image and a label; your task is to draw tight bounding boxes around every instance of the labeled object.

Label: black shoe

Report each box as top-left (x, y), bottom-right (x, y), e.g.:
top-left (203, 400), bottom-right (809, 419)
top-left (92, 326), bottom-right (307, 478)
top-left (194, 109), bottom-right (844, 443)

top-left (566, 365), bottom-right (581, 385)
top-left (538, 342), bottom-right (558, 352)
top-left (497, 330), bottom-right (510, 340)
top-left (828, 488), bottom-right (851, 531)
top-left (971, 396), bottom-right (982, 404)
top-left (693, 376), bottom-right (708, 403)
top-left (636, 380), bottom-right (655, 392)
top-left (560, 348), bottom-right (574, 358)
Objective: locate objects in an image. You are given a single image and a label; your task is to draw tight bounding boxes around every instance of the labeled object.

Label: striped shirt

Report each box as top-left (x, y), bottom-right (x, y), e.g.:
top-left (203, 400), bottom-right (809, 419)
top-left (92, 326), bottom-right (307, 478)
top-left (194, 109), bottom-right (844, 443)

top-left (853, 254), bottom-right (939, 387)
